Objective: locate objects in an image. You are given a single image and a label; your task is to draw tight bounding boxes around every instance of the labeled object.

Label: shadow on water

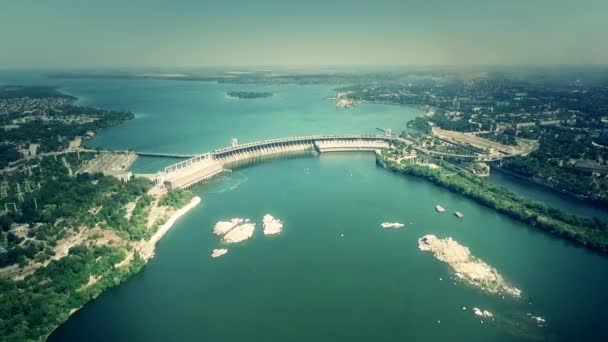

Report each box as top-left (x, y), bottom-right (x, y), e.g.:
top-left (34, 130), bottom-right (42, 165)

top-left (222, 150), bottom-right (316, 171)
top-left (195, 150), bottom-right (317, 194)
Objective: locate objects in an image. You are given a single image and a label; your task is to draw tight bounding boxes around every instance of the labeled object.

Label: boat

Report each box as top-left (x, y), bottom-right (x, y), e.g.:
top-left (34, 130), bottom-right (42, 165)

top-left (454, 211), bottom-right (464, 218)
top-left (435, 205), bottom-right (446, 212)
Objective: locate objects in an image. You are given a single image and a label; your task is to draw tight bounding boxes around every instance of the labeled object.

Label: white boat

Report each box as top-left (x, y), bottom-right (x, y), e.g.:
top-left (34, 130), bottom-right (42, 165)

top-left (454, 211), bottom-right (464, 218)
top-left (435, 205), bottom-right (446, 212)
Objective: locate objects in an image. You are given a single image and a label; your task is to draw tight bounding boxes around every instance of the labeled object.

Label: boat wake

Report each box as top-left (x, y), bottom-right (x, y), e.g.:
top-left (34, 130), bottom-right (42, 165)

top-left (207, 173), bottom-right (248, 194)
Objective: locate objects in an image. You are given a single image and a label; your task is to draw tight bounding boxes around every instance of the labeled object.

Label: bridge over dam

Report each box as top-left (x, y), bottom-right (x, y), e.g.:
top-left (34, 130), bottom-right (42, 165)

top-left (145, 134), bottom-right (395, 190)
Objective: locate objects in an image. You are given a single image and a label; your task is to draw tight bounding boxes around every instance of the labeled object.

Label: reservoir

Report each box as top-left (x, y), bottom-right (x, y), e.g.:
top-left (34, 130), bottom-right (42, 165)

top-left (2, 74), bottom-right (606, 341)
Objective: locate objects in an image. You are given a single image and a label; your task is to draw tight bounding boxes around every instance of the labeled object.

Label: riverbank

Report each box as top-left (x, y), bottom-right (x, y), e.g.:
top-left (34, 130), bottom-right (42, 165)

top-left (138, 195), bottom-right (201, 261)
top-left (490, 163), bottom-right (589, 201)
top-left (55, 194), bottom-right (201, 336)
top-left (490, 164), bottom-right (608, 210)
top-left (38, 193), bottom-right (199, 341)
top-left (377, 155), bottom-right (608, 254)
top-left (0, 84), bottom-right (207, 341)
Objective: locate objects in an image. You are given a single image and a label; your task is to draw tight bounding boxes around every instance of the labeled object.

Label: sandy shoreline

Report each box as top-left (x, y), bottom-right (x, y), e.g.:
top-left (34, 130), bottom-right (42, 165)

top-left (140, 196), bottom-right (201, 261)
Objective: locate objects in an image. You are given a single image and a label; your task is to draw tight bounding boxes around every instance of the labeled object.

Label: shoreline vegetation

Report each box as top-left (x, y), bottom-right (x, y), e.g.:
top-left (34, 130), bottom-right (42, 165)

top-left (377, 154), bottom-right (608, 254)
top-left (0, 85), bottom-right (203, 341)
top-left (63, 195), bottom-right (201, 318)
top-left (0, 170), bottom-right (199, 341)
top-left (138, 196), bottom-right (201, 261)
top-left (490, 163), bottom-right (592, 202)
top-left (408, 121), bottom-right (603, 205)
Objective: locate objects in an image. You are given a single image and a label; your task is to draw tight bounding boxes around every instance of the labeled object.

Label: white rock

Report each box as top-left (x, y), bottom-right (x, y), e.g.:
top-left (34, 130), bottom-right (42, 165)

top-left (529, 315), bottom-right (546, 324)
top-left (223, 222), bottom-right (256, 243)
top-left (418, 235), bottom-right (522, 298)
top-left (213, 218), bottom-right (245, 235)
top-left (381, 222), bottom-right (404, 229)
top-left (263, 214), bottom-right (283, 235)
top-left (211, 249), bottom-right (228, 258)
top-left (473, 307), bottom-right (493, 318)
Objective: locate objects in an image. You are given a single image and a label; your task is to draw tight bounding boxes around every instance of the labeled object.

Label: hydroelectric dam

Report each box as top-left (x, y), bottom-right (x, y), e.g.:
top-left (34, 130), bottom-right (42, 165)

top-left (140, 134), bottom-right (395, 189)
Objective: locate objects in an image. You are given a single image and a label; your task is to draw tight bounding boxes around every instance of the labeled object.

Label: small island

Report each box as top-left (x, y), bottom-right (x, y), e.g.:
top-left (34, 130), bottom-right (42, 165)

top-left (226, 91), bottom-right (274, 99)
top-left (263, 214), bottom-right (284, 235)
top-left (212, 218), bottom-right (256, 243)
top-left (418, 235), bottom-right (522, 298)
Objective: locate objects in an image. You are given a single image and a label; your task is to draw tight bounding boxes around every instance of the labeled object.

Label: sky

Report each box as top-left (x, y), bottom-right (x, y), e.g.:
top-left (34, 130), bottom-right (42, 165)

top-left (1, 0), bottom-right (607, 68)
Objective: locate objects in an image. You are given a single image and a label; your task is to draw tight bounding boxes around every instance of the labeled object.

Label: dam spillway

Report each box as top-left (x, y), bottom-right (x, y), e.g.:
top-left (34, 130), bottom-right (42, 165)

top-left (155, 134), bottom-right (394, 190)
top-left (314, 139), bottom-right (390, 152)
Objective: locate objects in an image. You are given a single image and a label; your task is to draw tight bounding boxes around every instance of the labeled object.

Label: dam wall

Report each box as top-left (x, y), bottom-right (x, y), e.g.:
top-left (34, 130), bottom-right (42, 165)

top-left (164, 158), bottom-right (224, 190)
top-left (160, 134), bottom-right (395, 189)
top-left (314, 139), bottom-right (389, 152)
top-left (216, 142), bottom-right (314, 164)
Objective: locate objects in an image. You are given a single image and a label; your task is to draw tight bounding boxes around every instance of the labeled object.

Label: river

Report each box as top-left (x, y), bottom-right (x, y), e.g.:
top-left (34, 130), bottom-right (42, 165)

top-left (2, 73), bottom-right (608, 341)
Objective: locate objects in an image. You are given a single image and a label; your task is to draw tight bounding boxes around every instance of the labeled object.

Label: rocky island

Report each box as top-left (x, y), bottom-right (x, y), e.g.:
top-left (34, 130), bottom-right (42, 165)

top-left (226, 91), bottom-right (274, 99)
top-left (222, 222), bottom-right (256, 243)
top-left (418, 235), bottom-right (522, 298)
top-left (212, 218), bottom-right (256, 244)
top-left (213, 218), bottom-right (246, 235)
top-left (263, 214), bottom-right (284, 235)
top-left (211, 249), bottom-right (228, 258)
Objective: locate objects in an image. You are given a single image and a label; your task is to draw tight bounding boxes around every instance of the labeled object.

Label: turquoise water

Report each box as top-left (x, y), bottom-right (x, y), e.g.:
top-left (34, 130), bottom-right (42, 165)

top-left (2, 73), bottom-right (607, 341)
top-left (70, 80), bottom-right (414, 153)
top-left (50, 154), bottom-right (608, 341)
top-left (489, 171), bottom-right (608, 221)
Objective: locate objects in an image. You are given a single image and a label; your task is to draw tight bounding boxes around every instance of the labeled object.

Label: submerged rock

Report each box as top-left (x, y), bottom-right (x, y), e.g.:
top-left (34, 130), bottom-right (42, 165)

top-left (263, 214), bottom-right (283, 235)
top-left (223, 222), bottom-right (256, 243)
top-left (211, 249), bottom-right (228, 258)
top-left (418, 235), bottom-right (521, 298)
top-left (473, 307), bottom-right (494, 318)
top-left (527, 313), bottom-right (546, 325)
top-left (381, 222), bottom-right (404, 229)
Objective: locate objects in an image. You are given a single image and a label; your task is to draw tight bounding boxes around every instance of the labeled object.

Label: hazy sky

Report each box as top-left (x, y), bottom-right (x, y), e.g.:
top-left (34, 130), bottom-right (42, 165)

top-left (1, 0), bottom-right (607, 68)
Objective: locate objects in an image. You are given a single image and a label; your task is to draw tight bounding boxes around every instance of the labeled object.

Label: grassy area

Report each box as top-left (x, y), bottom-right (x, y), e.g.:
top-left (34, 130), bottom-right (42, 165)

top-left (161, 189), bottom-right (195, 209)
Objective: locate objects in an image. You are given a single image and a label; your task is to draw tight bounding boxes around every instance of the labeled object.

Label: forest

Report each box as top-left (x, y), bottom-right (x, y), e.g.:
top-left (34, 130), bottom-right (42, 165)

top-left (1, 153), bottom-right (154, 266)
top-left (0, 244), bottom-right (144, 341)
top-left (0, 151), bottom-right (160, 340)
top-left (0, 86), bottom-right (178, 341)
top-left (0, 143), bottom-right (20, 168)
